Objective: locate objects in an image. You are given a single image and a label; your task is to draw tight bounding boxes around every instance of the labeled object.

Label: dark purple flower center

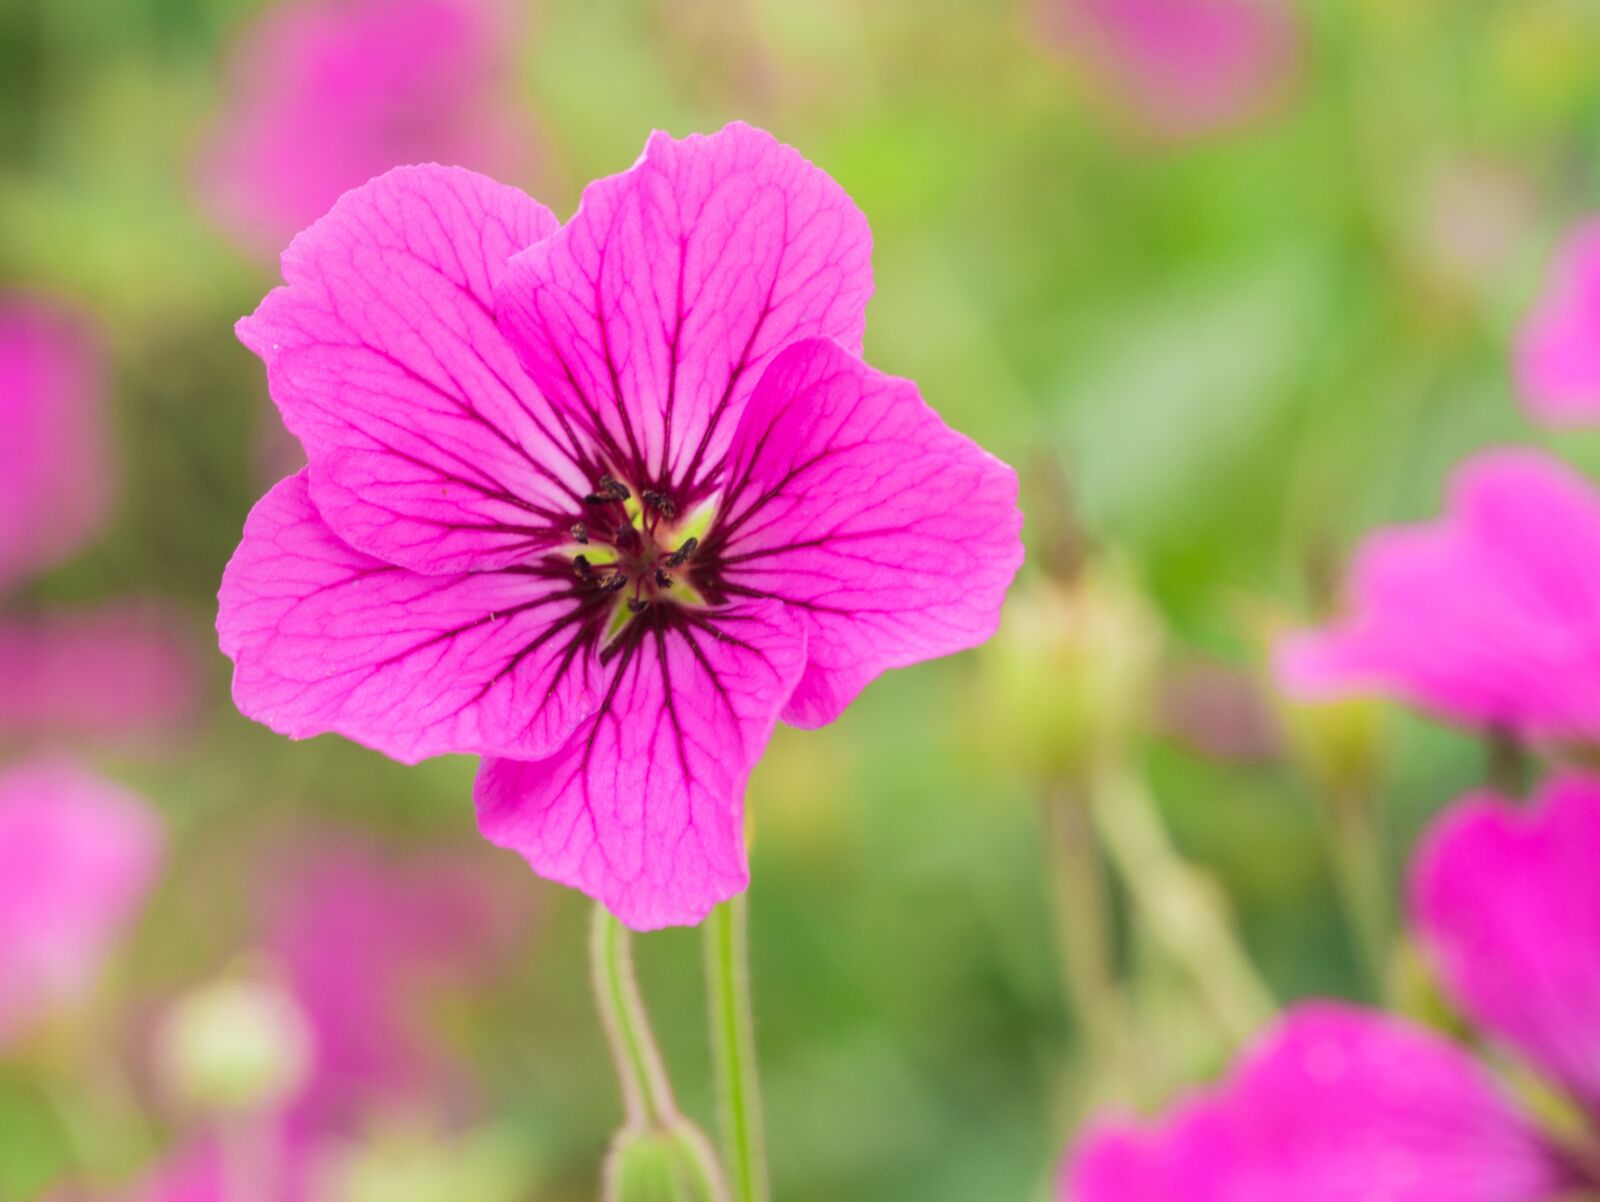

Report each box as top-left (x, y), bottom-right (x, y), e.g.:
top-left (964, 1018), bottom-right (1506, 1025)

top-left (564, 473), bottom-right (710, 623)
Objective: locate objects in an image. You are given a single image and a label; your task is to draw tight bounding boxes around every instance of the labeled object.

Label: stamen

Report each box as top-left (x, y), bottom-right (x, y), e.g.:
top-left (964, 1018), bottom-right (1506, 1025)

top-left (584, 475), bottom-right (630, 505)
top-left (642, 490), bottom-right (677, 519)
top-left (666, 537), bottom-right (698, 568)
top-left (573, 554), bottom-right (593, 582)
top-left (570, 521), bottom-right (588, 544)
top-left (653, 568), bottom-right (673, 588)
top-left (627, 597), bottom-right (648, 613)
top-left (599, 573), bottom-right (628, 595)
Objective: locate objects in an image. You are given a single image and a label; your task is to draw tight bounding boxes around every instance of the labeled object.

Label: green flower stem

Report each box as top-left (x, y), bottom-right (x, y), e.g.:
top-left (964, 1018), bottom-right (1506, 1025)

top-left (1043, 785), bottom-right (1131, 1097)
top-left (1324, 783), bottom-right (1390, 999)
top-left (1089, 766), bottom-right (1275, 1045)
top-left (591, 904), bottom-right (679, 1130)
top-left (704, 897), bottom-right (768, 1202)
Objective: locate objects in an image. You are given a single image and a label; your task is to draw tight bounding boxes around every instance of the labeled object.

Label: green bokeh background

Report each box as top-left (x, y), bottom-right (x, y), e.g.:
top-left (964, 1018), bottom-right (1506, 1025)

top-left (4, 1), bottom-right (1600, 1198)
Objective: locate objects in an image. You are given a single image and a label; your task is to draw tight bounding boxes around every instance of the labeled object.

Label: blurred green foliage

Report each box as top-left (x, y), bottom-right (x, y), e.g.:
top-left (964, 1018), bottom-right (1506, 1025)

top-left (4, 1), bottom-right (1600, 1199)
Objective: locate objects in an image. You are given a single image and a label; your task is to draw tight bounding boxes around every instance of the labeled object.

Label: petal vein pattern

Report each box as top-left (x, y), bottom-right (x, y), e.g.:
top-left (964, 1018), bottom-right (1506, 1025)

top-left (219, 472), bottom-right (599, 763)
top-left (476, 601), bottom-right (806, 929)
top-left (705, 338), bottom-right (1024, 727)
top-left (238, 164), bottom-right (592, 574)
top-left (495, 121), bottom-right (874, 502)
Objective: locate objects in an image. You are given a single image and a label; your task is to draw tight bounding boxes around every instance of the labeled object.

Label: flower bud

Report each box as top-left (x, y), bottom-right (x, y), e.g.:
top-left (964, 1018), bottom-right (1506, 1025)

top-left (984, 564), bottom-right (1163, 782)
top-left (1273, 689), bottom-right (1386, 805)
top-left (603, 1121), bottom-right (728, 1202)
top-left (155, 972), bottom-right (312, 1113)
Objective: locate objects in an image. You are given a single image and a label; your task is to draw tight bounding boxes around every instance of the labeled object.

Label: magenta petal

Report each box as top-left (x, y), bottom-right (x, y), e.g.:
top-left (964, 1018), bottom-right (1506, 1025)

top-left (1273, 449), bottom-right (1600, 741)
top-left (237, 165), bottom-right (589, 575)
top-left (1413, 774), bottom-right (1600, 1115)
top-left (0, 759), bottom-right (163, 1048)
top-left (475, 601), bottom-right (807, 929)
top-left (1515, 219), bottom-right (1600, 426)
top-left (495, 122), bottom-right (874, 497)
top-left (709, 338), bottom-right (1022, 726)
top-left (1064, 1004), bottom-right (1569, 1202)
top-left (0, 296), bottom-right (110, 593)
top-left (218, 471), bottom-right (599, 763)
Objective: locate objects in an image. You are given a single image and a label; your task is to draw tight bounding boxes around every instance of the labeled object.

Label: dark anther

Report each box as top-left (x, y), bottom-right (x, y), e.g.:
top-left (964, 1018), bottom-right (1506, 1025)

top-left (613, 524), bottom-right (643, 555)
top-left (572, 554), bottom-right (593, 581)
top-left (627, 597), bottom-right (648, 613)
top-left (599, 573), bottom-right (628, 595)
top-left (666, 537), bottom-right (699, 568)
top-left (653, 568), bottom-right (673, 588)
top-left (584, 474), bottom-right (631, 505)
top-left (570, 521), bottom-right (588, 544)
top-left (642, 490), bottom-right (678, 519)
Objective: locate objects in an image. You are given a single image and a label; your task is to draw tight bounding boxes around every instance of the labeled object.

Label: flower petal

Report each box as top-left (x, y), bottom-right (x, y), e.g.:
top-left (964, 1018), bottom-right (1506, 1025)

top-left (495, 122), bottom-right (873, 500)
top-left (1273, 448), bottom-right (1600, 741)
top-left (706, 338), bottom-right (1022, 727)
top-left (0, 759), bottom-right (163, 1048)
top-left (238, 165), bottom-right (590, 575)
top-left (475, 601), bottom-right (806, 929)
top-left (1064, 1004), bottom-right (1570, 1202)
top-left (218, 471), bottom-right (600, 763)
top-left (0, 297), bottom-right (110, 593)
top-left (1412, 774), bottom-right (1600, 1115)
top-left (1515, 218), bottom-right (1600, 427)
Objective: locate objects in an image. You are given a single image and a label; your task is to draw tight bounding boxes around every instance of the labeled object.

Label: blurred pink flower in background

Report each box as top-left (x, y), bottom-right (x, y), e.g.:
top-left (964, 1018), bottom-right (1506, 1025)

top-left (0, 758), bottom-right (164, 1048)
top-left (198, 0), bottom-right (535, 255)
top-left (0, 292), bottom-right (200, 748)
top-left (217, 123), bottom-right (1023, 928)
top-left (1037, 0), bottom-right (1302, 140)
top-left (1065, 1004), bottom-right (1572, 1200)
top-left (0, 605), bottom-right (199, 746)
top-left (121, 835), bottom-right (523, 1199)
top-left (1515, 219), bottom-right (1600, 426)
top-left (116, 1134), bottom-right (317, 1202)
top-left (0, 297), bottom-right (111, 594)
top-left (1274, 449), bottom-right (1600, 744)
top-left (1064, 773), bottom-right (1600, 1200)
top-left (265, 837), bottom-right (523, 1130)
top-left (1412, 775), bottom-right (1600, 1121)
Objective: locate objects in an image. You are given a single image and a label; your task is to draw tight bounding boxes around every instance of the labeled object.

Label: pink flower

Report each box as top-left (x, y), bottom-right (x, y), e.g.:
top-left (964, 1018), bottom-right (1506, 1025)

top-left (107, 838), bottom-right (516, 1201)
top-left (265, 839), bottom-right (522, 1128)
top-left (1515, 219), bottom-right (1600, 426)
top-left (0, 758), bottom-right (163, 1048)
top-left (112, 1130), bottom-right (319, 1202)
top-left (1064, 773), bottom-right (1600, 1199)
top-left (198, 0), bottom-right (534, 256)
top-left (1065, 1004), bottom-right (1573, 1201)
top-left (1274, 449), bottom-right (1600, 743)
top-left (219, 123), bottom-right (1024, 928)
top-left (1039, 0), bottom-right (1301, 140)
top-left (0, 296), bottom-right (111, 593)
top-left (0, 605), bottom-right (199, 746)
top-left (0, 295), bottom-right (200, 746)
top-left (1412, 775), bottom-right (1600, 1122)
